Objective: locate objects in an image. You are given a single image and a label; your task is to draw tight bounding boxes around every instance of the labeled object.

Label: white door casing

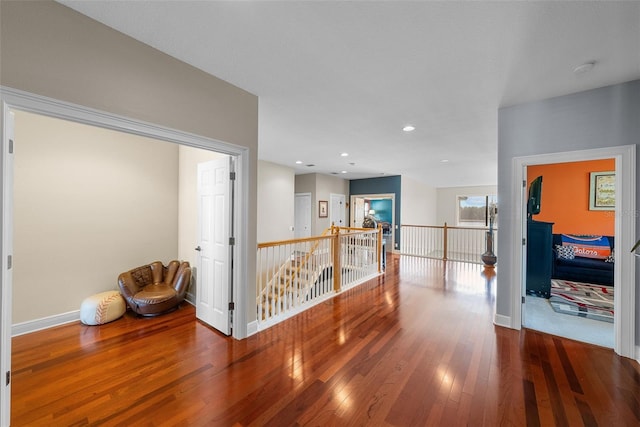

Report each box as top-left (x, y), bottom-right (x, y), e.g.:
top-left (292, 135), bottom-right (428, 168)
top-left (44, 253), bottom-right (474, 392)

top-left (294, 193), bottom-right (311, 238)
top-left (330, 193), bottom-right (345, 228)
top-left (508, 145), bottom-right (635, 359)
top-left (0, 110), bottom-right (14, 427)
top-left (196, 158), bottom-right (232, 335)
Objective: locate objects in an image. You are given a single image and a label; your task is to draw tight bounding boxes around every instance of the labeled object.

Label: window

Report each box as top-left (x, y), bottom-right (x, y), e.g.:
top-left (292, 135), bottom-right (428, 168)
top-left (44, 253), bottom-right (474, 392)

top-left (457, 195), bottom-right (497, 227)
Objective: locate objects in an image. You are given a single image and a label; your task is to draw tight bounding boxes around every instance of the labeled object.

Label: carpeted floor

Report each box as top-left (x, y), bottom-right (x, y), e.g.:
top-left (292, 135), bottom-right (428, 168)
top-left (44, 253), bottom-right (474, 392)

top-left (549, 279), bottom-right (614, 323)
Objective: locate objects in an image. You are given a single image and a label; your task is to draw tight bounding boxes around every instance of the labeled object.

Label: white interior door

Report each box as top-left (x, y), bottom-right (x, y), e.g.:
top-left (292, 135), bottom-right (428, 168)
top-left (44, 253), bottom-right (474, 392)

top-left (330, 193), bottom-right (345, 227)
top-left (351, 197), bottom-right (365, 227)
top-left (196, 157), bottom-right (232, 335)
top-left (294, 193), bottom-right (311, 238)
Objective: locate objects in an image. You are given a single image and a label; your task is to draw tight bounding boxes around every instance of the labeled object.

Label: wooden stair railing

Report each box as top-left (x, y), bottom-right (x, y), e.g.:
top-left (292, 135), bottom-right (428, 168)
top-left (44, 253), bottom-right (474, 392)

top-left (258, 228), bottom-right (332, 320)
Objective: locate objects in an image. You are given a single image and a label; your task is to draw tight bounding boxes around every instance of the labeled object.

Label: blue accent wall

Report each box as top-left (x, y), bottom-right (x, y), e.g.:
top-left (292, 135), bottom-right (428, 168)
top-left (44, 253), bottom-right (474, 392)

top-left (350, 175), bottom-right (401, 249)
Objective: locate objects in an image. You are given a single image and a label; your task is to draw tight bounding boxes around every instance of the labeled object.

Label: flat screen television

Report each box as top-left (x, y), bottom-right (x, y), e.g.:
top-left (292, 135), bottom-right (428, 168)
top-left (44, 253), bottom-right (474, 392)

top-left (528, 175), bottom-right (543, 218)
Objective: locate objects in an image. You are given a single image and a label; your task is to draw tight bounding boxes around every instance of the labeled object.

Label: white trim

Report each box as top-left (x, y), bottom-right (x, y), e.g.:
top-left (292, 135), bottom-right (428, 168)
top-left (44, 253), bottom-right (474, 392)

top-left (12, 311), bottom-right (80, 337)
top-left (493, 313), bottom-right (511, 328)
top-left (511, 145), bottom-right (636, 359)
top-left (246, 320), bottom-right (259, 337)
top-left (0, 86), bottom-right (252, 425)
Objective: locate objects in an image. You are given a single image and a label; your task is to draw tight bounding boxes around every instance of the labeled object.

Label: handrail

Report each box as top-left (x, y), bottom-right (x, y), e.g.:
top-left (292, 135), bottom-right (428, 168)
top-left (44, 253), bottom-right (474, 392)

top-left (402, 223), bottom-right (498, 231)
top-left (257, 228), bottom-right (332, 249)
top-left (400, 223), bottom-right (498, 264)
top-left (256, 224), bottom-right (383, 328)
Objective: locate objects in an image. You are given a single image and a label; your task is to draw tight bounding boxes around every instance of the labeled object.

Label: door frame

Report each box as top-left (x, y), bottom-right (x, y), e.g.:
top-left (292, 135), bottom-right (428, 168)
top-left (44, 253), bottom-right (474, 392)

top-left (510, 145), bottom-right (635, 359)
top-left (349, 193), bottom-right (396, 251)
top-left (0, 86), bottom-right (250, 424)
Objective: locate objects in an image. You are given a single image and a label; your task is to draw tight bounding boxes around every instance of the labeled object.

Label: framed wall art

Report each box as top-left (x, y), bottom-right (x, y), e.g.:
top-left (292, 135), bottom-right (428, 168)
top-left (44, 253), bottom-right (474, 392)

top-left (319, 200), bottom-right (328, 218)
top-left (589, 171), bottom-right (615, 211)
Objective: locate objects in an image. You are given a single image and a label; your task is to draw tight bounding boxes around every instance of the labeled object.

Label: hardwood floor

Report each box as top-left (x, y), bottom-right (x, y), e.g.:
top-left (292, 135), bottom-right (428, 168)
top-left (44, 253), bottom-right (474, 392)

top-left (11, 254), bottom-right (640, 426)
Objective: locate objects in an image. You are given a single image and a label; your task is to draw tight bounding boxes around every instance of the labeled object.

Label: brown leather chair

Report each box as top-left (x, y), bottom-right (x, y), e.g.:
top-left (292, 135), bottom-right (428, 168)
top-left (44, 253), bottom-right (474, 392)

top-left (118, 260), bottom-right (191, 316)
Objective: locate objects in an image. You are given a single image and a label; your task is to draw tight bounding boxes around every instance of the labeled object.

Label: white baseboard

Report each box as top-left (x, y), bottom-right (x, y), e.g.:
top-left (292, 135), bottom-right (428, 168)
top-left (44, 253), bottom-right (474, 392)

top-left (493, 313), bottom-right (511, 328)
top-left (185, 292), bottom-right (195, 305)
top-left (12, 310), bottom-right (80, 337)
top-left (246, 320), bottom-right (258, 337)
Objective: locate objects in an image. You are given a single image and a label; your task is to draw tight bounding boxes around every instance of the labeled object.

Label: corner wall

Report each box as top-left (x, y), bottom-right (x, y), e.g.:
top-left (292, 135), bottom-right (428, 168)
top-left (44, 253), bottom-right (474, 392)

top-left (400, 176), bottom-right (437, 226)
top-left (497, 80), bottom-right (640, 345)
top-left (0, 0), bottom-right (259, 326)
top-left (257, 161), bottom-right (295, 243)
top-left (13, 111), bottom-right (179, 324)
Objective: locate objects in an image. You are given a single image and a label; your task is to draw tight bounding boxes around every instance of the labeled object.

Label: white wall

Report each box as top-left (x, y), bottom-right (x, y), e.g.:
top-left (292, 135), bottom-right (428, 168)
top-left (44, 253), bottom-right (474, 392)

top-left (13, 111), bottom-right (179, 323)
top-left (314, 174), bottom-right (349, 234)
top-left (295, 173), bottom-right (349, 236)
top-left (400, 176), bottom-right (437, 225)
top-left (257, 161), bottom-right (295, 243)
top-left (436, 185), bottom-right (497, 226)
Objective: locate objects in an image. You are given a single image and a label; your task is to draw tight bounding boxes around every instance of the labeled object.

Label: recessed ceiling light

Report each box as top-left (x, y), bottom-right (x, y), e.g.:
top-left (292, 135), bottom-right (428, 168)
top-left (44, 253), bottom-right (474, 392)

top-left (573, 61), bottom-right (596, 74)
top-left (295, 160), bottom-right (303, 164)
top-left (441, 159), bottom-right (450, 163)
top-left (403, 125), bottom-right (415, 132)
top-left (340, 152), bottom-right (349, 157)
top-left (341, 171), bottom-right (347, 174)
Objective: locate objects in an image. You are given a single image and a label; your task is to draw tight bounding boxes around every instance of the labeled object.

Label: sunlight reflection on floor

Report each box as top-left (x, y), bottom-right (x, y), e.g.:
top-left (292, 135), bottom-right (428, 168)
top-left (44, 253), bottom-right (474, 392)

top-left (397, 255), bottom-right (496, 301)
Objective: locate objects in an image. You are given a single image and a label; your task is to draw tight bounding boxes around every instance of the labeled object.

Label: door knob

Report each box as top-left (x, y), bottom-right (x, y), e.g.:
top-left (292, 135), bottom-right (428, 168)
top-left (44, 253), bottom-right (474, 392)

top-left (195, 246), bottom-right (201, 252)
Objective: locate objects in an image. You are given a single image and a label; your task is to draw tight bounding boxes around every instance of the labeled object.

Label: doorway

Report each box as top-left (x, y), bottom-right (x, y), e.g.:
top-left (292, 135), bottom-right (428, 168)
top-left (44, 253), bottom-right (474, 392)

top-left (1, 88), bottom-right (249, 422)
top-left (511, 145), bottom-right (636, 358)
top-left (329, 193), bottom-right (345, 228)
top-left (294, 193), bottom-right (311, 238)
top-left (350, 193), bottom-right (395, 252)
top-left (522, 159), bottom-right (615, 348)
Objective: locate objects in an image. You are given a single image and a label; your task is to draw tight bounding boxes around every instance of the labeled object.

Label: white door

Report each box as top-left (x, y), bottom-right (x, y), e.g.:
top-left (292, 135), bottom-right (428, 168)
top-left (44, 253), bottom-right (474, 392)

top-left (352, 197), bottom-right (365, 227)
top-left (294, 193), bottom-right (311, 238)
top-left (196, 157), bottom-right (232, 335)
top-left (330, 193), bottom-right (346, 227)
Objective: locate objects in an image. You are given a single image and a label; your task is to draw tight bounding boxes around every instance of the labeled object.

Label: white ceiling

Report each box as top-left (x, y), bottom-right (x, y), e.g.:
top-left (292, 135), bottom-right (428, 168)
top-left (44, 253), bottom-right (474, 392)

top-left (59, 1), bottom-right (640, 188)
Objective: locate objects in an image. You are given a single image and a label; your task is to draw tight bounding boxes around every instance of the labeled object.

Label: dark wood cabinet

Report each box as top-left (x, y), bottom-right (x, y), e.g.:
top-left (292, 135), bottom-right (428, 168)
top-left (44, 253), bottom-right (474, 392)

top-left (526, 219), bottom-right (554, 298)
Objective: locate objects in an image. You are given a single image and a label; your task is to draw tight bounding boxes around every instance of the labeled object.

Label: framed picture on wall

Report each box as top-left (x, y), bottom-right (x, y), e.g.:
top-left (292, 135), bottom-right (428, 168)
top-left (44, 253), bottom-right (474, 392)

top-left (589, 171), bottom-right (615, 211)
top-left (319, 200), bottom-right (328, 218)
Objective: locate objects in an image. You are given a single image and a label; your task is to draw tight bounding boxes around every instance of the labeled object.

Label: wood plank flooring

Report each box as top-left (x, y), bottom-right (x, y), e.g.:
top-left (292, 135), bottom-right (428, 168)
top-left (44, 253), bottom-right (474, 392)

top-left (11, 255), bottom-right (640, 426)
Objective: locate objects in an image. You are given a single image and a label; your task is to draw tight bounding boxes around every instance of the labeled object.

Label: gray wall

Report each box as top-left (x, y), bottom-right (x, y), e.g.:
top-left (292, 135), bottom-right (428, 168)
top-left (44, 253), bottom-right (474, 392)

top-left (497, 80), bottom-right (640, 343)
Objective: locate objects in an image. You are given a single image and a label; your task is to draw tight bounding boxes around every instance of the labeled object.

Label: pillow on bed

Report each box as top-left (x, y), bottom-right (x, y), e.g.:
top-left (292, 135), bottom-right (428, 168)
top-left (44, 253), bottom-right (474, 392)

top-left (555, 244), bottom-right (575, 260)
top-left (561, 234), bottom-right (610, 259)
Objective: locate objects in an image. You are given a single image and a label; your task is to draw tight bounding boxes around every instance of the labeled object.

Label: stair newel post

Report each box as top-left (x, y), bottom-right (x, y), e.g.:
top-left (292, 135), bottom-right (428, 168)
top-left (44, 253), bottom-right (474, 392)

top-left (443, 222), bottom-right (448, 261)
top-left (333, 226), bottom-right (341, 293)
top-left (377, 223), bottom-right (383, 273)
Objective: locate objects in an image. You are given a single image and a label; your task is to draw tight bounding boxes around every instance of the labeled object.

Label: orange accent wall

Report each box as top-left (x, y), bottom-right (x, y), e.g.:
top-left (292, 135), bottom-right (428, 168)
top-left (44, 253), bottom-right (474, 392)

top-left (527, 159), bottom-right (615, 236)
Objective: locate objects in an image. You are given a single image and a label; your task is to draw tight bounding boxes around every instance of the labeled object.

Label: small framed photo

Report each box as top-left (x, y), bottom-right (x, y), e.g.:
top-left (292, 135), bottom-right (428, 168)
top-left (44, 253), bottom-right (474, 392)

top-left (319, 200), bottom-right (328, 218)
top-left (589, 171), bottom-right (615, 211)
